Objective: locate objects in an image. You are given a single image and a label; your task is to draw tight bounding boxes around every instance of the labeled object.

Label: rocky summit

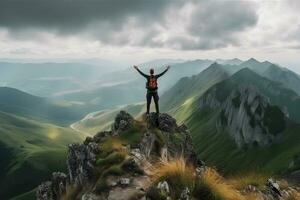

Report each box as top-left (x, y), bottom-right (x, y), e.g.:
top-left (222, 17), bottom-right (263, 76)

top-left (36, 111), bottom-right (202, 200)
top-left (36, 111), bottom-right (299, 200)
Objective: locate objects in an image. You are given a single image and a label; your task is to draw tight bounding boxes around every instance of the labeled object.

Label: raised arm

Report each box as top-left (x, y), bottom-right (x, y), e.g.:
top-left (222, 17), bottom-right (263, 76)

top-left (156, 66), bottom-right (170, 78)
top-left (133, 66), bottom-right (149, 78)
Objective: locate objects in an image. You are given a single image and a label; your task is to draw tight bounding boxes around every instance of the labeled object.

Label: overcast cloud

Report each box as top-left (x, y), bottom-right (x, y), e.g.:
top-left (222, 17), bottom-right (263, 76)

top-left (0, 0), bottom-right (299, 69)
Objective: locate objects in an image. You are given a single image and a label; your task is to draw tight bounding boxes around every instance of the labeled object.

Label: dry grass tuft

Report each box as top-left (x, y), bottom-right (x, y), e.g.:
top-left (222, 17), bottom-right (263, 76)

top-left (101, 137), bottom-right (124, 154)
top-left (149, 157), bottom-right (249, 200)
top-left (287, 191), bottom-right (300, 200)
top-left (60, 184), bottom-right (82, 200)
top-left (150, 157), bottom-right (196, 197)
top-left (227, 171), bottom-right (269, 190)
top-left (195, 168), bottom-right (246, 200)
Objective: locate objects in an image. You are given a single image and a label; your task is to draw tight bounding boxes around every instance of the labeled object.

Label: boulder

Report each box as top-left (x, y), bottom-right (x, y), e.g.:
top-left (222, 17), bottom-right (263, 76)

top-left (51, 172), bottom-right (67, 198)
top-left (266, 178), bottom-right (281, 197)
top-left (179, 187), bottom-right (191, 200)
top-left (36, 181), bottom-right (53, 200)
top-left (157, 181), bottom-right (170, 196)
top-left (112, 111), bottom-right (134, 133)
top-left (36, 172), bottom-right (68, 200)
top-left (148, 113), bottom-right (178, 133)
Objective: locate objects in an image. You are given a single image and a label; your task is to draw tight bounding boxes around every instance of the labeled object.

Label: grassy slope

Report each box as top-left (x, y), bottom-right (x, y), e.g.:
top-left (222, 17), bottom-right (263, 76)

top-left (0, 87), bottom-right (86, 126)
top-left (72, 103), bottom-right (146, 134)
top-left (162, 68), bottom-right (300, 175)
top-left (10, 189), bottom-right (36, 200)
top-left (161, 63), bottom-right (229, 112)
top-left (0, 111), bottom-right (84, 199)
top-left (185, 107), bottom-right (300, 175)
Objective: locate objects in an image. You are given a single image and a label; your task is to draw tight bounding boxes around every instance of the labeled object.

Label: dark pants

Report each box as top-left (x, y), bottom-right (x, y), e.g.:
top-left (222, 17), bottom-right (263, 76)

top-left (146, 91), bottom-right (159, 114)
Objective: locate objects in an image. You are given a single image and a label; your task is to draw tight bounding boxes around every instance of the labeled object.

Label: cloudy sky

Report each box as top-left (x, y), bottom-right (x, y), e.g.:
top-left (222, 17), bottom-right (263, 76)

top-left (0, 0), bottom-right (299, 71)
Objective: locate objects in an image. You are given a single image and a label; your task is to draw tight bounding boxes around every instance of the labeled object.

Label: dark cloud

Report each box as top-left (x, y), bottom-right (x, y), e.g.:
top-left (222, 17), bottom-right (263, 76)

top-left (0, 0), bottom-right (258, 50)
top-left (0, 0), bottom-right (176, 32)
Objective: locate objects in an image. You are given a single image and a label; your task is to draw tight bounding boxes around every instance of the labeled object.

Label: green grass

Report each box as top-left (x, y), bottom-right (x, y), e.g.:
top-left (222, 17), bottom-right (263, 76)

top-left (72, 103), bottom-right (146, 134)
top-left (10, 188), bottom-right (36, 200)
top-left (0, 111), bottom-right (84, 199)
top-left (96, 152), bottom-right (126, 166)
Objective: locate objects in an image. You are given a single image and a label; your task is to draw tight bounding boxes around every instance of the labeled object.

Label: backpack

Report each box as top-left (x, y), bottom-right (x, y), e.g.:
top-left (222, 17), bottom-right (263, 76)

top-left (147, 76), bottom-right (157, 89)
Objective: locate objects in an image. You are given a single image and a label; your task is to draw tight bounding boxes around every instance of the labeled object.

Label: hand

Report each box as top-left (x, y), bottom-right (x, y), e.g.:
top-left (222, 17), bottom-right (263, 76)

top-left (167, 65), bottom-right (170, 70)
top-left (133, 65), bottom-right (138, 69)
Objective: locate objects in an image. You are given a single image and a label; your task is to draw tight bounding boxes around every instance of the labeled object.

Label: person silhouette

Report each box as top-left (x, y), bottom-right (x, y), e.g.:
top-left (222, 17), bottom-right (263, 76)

top-left (134, 65), bottom-right (170, 115)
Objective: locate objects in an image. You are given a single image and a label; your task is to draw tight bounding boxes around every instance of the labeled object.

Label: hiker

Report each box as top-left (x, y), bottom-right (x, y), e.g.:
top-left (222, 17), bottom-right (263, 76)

top-left (133, 65), bottom-right (170, 115)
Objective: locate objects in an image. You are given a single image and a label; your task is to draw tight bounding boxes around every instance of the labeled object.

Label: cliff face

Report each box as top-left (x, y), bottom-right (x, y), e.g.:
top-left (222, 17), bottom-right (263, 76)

top-left (199, 85), bottom-right (286, 147)
top-left (36, 111), bottom-right (201, 200)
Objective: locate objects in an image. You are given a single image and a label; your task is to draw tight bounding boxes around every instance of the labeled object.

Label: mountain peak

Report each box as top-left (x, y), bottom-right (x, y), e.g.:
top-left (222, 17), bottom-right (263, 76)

top-left (210, 62), bottom-right (223, 68)
top-left (241, 58), bottom-right (260, 66)
top-left (249, 57), bottom-right (259, 62)
top-left (232, 67), bottom-right (257, 77)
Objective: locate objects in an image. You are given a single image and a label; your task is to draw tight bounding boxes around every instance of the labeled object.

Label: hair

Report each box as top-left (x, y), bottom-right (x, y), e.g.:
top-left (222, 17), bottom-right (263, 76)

top-left (150, 68), bottom-right (154, 75)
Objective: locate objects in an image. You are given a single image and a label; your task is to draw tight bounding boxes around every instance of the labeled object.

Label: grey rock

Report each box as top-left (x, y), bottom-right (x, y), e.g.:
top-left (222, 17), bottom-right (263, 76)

top-left (148, 113), bottom-right (178, 133)
top-left (36, 172), bottom-right (68, 200)
top-left (157, 181), bottom-right (170, 195)
top-left (67, 141), bottom-right (98, 185)
top-left (119, 178), bottom-right (131, 186)
top-left (179, 187), bottom-right (191, 200)
top-left (51, 172), bottom-right (67, 198)
top-left (112, 111), bottom-right (134, 133)
top-left (141, 115), bottom-right (202, 165)
top-left (36, 181), bottom-right (54, 200)
top-left (266, 178), bottom-right (282, 197)
top-left (140, 131), bottom-right (156, 158)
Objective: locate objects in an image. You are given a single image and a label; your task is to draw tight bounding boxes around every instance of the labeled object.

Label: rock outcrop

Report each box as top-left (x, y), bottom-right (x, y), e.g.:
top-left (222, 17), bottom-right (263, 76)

top-left (36, 172), bottom-right (67, 200)
top-left (141, 112), bottom-right (199, 165)
top-left (36, 111), bottom-right (201, 200)
top-left (36, 110), bottom-right (299, 200)
top-left (199, 85), bottom-right (286, 147)
top-left (112, 110), bottom-right (134, 133)
top-left (67, 141), bottom-right (99, 185)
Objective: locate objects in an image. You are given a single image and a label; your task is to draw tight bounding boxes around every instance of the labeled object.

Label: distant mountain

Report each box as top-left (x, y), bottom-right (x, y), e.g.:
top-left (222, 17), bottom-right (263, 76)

top-left (161, 62), bottom-right (300, 123)
top-left (199, 76), bottom-right (286, 147)
top-left (0, 61), bottom-right (121, 97)
top-left (159, 66), bottom-right (300, 173)
top-left (263, 64), bottom-right (300, 95)
top-left (161, 62), bottom-right (229, 112)
top-left (0, 87), bottom-right (85, 125)
top-left (138, 58), bottom-right (186, 68)
top-left (0, 111), bottom-right (83, 199)
top-left (239, 58), bottom-right (272, 74)
top-left (216, 58), bottom-right (243, 65)
top-left (57, 59), bottom-right (215, 110)
top-left (225, 68), bottom-right (300, 123)
top-left (238, 59), bottom-right (300, 95)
